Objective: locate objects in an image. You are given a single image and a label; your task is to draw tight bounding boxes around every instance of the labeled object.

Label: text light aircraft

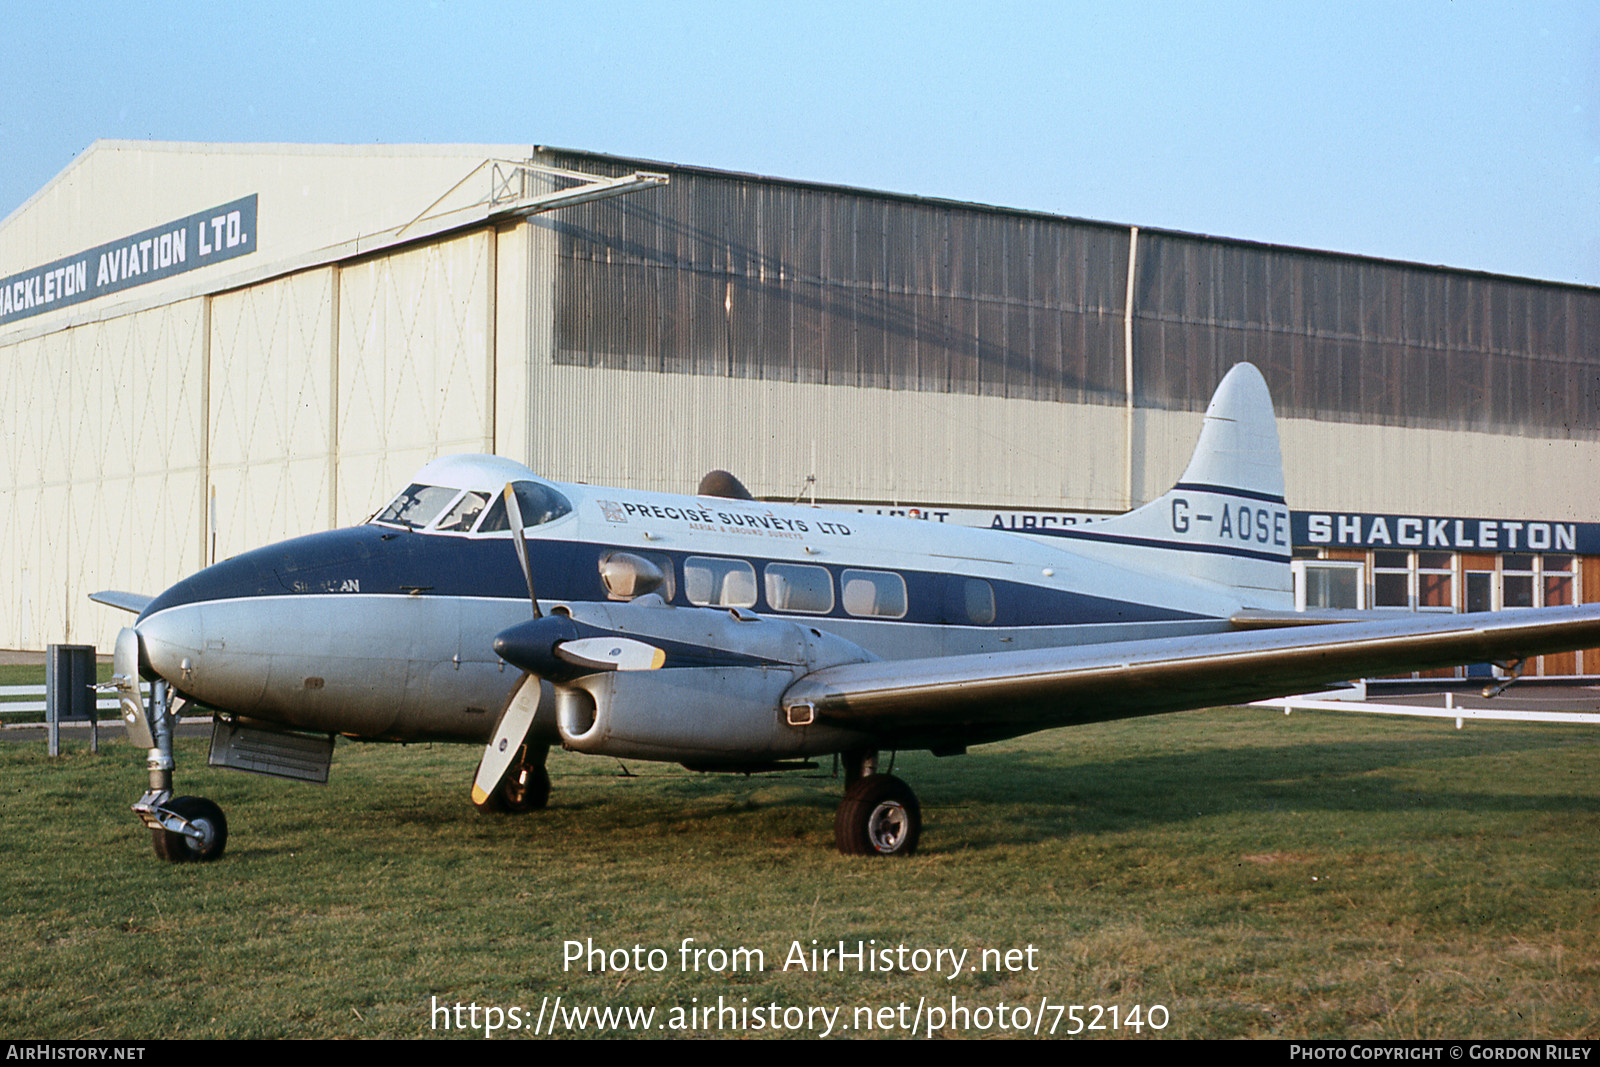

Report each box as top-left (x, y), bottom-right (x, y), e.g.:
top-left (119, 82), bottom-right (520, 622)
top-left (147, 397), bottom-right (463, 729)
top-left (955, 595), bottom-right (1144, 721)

top-left (94, 364), bottom-right (1600, 861)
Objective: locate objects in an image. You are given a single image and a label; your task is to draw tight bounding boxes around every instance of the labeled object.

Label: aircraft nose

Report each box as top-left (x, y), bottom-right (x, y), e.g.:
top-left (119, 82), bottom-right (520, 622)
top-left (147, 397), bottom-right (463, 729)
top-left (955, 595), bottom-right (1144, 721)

top-left (136, 604), bottom-right (204, 688)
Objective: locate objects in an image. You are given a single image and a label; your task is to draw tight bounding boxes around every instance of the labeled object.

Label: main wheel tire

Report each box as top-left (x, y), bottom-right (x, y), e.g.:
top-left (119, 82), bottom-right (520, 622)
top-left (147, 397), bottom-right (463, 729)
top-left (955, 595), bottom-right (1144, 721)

top-left (473, 747), bottom-right (551, 814)
top-left (834, 774), bottom-right (921, 857)
top-left (150, 796), bottom-right (228, 863)
top-left (497, 760), bottom-right (551, 813)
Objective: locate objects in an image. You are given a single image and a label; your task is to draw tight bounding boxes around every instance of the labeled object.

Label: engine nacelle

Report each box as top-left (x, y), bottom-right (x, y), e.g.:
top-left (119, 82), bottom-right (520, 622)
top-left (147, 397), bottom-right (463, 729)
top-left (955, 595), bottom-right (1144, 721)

top-left (556, 664), bottom-right (869, 763)
top-left (520, 601), bottom-right (878, 763)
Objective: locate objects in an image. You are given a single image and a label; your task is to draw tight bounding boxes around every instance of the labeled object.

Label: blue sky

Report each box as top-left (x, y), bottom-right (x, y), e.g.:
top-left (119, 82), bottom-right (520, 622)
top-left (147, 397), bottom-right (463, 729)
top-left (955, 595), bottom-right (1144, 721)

top-left (5, 1), bottom-right (1600, 284)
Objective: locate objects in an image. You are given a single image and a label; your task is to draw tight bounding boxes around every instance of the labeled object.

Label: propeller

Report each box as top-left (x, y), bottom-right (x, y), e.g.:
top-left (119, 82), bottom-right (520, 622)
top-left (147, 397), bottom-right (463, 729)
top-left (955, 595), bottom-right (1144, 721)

top-left (472, 483), bottom-right (544, 809)
top-left (472, 673), bottom-right (543, 809)
top-left (476, 485), bottom-right (672, 809)
top-left (554, 636), bottom-right (666, 673)
top-left (492, 614), bottom-right (667, 679)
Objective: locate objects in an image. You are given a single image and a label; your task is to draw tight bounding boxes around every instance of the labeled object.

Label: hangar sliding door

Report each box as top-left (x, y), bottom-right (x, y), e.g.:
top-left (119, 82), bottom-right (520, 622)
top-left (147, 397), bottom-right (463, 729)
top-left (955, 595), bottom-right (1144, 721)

top-left (335, 233), bottom-right (494, 524)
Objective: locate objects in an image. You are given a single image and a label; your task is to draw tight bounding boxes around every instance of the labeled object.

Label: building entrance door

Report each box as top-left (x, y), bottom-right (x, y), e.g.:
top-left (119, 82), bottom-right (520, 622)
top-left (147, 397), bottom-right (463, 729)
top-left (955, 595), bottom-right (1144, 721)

top-left (1465, 571), bottom-right (1494, 677)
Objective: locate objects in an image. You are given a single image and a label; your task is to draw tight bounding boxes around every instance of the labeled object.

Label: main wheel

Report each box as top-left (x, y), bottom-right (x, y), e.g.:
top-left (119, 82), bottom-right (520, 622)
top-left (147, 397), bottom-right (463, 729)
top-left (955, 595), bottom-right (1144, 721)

top-left (497, 759), bottom-right (551, 813)
top-left (834, 774), bottom-right (921, 856)
top-left (150, 796), bottom-right (228, 863)
top-left (473, 746), bottom-right (550, 814)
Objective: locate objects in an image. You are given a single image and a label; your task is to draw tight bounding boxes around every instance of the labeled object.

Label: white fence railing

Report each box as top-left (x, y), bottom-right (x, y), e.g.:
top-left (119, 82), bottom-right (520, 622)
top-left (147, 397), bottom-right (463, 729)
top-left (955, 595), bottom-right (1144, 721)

top-left (0, 683), bottom-right (149, 722)
top-left (1252, 690), bottom-right (1600, 727)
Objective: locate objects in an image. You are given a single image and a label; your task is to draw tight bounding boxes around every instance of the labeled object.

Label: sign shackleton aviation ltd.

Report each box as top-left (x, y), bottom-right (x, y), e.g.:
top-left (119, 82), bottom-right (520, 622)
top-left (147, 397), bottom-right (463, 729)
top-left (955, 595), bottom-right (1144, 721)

top-left (0, 194), bottom-right (257, 326)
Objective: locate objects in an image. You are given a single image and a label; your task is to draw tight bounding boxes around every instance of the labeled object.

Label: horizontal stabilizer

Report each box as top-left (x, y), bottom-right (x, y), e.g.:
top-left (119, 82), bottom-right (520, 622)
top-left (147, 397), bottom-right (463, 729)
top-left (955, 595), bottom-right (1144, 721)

top-left (1228, 608), bottom-right (1386, 629)
top-left (91, 590), bottom-right (154, 615)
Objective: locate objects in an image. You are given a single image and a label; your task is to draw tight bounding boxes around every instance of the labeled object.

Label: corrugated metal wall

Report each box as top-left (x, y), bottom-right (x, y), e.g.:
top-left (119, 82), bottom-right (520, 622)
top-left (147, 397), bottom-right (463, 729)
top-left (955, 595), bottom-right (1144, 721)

top-left (548, 162), bottom-right (1127, 405)
top-left (209, 268), bottom-right (337, 562)
top-left (1, 229), bottom-right (497, 651)
top-left (335, 232), bottom-right (495, 524)
top-left (543, 152), bottom-right (1600, 442)
top-left (1132, 232), bottom-right (1600, 437)
top-left (5, 145), bottom-right (1599, 654)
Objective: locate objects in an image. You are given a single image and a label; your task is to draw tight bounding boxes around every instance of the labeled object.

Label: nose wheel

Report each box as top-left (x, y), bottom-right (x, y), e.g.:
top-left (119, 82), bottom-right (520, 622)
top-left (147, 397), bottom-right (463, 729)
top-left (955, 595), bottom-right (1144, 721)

top-left (147, 795), bottom-right (229, 862)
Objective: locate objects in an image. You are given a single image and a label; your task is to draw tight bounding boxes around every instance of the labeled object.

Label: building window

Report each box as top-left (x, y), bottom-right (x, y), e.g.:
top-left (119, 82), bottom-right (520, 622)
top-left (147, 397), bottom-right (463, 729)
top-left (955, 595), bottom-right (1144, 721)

top-left (1502, 554), bottom-right (1535, 609)
top-left (1372, 551), bottom-right (1410, 608)
top-left (1543, 555), bottom-right (1576, 607)
top-left (1416, 551), bottom-right (1454, 612)
top-left (1294, 560), bottom-right (1365, 610)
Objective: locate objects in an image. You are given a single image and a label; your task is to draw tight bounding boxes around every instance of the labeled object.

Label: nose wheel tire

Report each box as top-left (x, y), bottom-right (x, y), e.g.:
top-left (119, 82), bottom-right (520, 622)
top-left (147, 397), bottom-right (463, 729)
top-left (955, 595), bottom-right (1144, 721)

top-left (150, 796), bottom-right (228, 863)
top-left (835, 774), bottom-right (921, 857)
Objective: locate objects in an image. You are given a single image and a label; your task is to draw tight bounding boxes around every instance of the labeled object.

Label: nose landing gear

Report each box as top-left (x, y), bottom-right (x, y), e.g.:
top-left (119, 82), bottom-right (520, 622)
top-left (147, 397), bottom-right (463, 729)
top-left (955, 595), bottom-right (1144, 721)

top-left (121, 652), bottom-right (228, 863)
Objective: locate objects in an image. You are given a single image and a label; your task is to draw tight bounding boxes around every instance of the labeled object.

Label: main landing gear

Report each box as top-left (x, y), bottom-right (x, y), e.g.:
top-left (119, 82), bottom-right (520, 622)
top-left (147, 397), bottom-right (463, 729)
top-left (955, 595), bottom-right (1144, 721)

top-left (130, 679), bottom-right (229, 863)
top-left (473, 743), bottom-right (551, 814)
top-left (834, 750), bottom-right (921, 857)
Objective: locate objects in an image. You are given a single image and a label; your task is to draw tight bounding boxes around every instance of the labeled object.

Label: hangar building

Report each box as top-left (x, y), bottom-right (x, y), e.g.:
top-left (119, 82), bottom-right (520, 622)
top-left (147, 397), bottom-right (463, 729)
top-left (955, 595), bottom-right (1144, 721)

top-left (3, 141), bottom-right (1598, 676)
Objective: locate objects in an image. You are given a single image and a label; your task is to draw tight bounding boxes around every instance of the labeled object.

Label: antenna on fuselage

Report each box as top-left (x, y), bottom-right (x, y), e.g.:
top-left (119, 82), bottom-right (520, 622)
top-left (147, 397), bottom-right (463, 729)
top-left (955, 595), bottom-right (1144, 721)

top-left (502, 483), bottom-right (541, 618)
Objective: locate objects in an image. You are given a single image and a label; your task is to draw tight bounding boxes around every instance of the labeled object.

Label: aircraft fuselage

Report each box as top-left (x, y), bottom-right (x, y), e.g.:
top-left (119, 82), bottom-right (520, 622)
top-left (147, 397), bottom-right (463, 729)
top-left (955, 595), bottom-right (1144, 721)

top-left (134, 471), bottom-right (1259, 746)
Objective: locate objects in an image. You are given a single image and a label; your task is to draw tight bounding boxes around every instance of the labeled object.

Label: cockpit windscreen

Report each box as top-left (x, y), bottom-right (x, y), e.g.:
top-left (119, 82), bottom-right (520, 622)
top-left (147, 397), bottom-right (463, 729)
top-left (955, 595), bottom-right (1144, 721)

top-left (371, 480), bottom-right (572, 533)
top-left (372, 484), bottom-right (464, 530)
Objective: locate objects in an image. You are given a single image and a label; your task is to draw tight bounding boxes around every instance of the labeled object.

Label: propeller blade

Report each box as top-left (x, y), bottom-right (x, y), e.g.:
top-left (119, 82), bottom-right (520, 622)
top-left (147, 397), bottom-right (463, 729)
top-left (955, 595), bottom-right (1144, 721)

top-left (503, 483), bottom-right (541, 618)
top-left (472, 673), bottom-right (543, 808)
top-left (554, 636), bottom-right (667, 673)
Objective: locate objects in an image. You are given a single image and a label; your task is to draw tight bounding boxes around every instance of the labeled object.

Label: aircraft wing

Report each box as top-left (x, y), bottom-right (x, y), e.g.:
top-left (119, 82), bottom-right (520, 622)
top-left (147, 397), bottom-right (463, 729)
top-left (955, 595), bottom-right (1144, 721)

top-left (783, 605), bottom-right (1600, 746)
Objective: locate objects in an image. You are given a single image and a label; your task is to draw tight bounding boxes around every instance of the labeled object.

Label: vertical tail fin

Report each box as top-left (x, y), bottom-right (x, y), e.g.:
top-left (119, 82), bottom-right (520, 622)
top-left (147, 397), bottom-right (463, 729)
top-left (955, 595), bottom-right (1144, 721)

top-left (1070, 363), bottom-right (1292, 608)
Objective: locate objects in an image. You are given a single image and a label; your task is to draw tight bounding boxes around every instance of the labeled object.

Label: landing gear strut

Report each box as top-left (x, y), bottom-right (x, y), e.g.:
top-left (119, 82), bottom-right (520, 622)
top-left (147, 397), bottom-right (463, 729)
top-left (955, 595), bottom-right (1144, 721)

top-left (128, 676), bottom-right (229, 863)
top-left (834, 750), bottom-right (921, 857)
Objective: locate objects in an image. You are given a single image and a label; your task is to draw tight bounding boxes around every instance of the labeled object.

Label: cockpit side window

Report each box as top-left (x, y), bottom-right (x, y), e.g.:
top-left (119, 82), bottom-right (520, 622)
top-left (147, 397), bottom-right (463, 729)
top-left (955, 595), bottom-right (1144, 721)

top-left (373, 484), bottom-right (464, 530)
top-left (476, 481), bottom-right (574, 531)
top-left (435, 491), bottom-right (491, 532)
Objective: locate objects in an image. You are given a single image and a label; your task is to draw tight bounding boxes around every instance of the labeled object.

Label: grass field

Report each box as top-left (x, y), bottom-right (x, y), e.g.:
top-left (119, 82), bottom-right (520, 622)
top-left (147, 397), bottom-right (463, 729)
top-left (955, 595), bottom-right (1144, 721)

top-left (2, 705), bottom-right (1596, 1040)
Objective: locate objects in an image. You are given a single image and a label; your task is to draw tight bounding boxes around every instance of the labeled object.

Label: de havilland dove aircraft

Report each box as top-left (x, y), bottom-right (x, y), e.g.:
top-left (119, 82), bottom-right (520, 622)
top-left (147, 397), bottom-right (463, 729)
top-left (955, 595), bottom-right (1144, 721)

top-left (94, 363), bottom-right (1600, 862)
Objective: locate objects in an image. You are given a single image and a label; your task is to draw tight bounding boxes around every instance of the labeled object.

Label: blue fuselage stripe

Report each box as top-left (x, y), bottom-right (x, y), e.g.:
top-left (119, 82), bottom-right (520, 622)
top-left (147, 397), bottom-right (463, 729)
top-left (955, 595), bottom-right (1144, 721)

top-left (1026, 526), bottom-right (1291, 563)
top-left (1173, 482), bottom-right (1286, 505)
top-left (141, 525), bottom-right (1209, 628)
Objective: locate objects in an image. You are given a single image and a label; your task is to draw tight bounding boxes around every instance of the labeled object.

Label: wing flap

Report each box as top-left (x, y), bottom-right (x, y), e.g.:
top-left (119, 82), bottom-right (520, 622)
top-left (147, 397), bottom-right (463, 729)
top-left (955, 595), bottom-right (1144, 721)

top-left (783, 605), bottom-right (1600, 742)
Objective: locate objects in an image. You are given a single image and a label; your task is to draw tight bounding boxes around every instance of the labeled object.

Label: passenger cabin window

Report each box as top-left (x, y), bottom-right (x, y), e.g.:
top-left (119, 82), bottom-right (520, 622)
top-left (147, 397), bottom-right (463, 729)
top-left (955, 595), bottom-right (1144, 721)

top-left (374, 484), bottom-right (464, 530)
top-left (684, 556), bottom-right (758, 608)
top-left (476, 481), bottom-right (573, 531)
top-left (960, 578), bottom-right (996, 625)
top-left (840, 569), bottom-right (907, 619)
top-left (764, 563), bottom-right (834, 614)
